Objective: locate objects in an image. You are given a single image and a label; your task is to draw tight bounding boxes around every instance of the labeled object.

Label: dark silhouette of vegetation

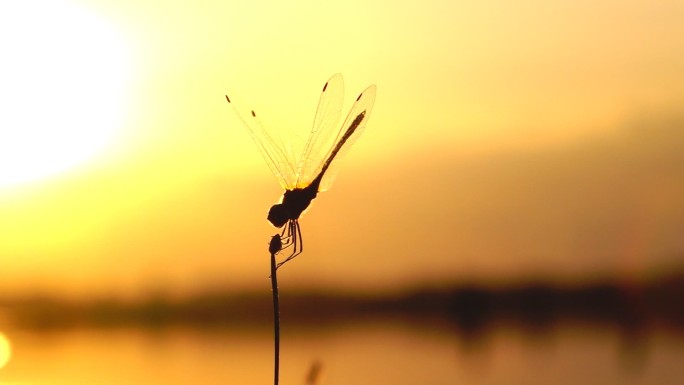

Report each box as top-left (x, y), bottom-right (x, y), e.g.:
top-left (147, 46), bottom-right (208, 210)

top-left (1, 267), bottom-right (683, 336)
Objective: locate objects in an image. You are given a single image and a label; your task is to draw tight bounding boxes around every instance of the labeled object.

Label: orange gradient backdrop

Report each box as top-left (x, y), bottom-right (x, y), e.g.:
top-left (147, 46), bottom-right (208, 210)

top-left (1, 0), bottom-right (683, 298)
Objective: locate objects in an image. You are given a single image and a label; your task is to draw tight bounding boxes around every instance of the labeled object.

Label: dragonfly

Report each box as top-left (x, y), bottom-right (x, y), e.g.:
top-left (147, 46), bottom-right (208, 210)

top-left (225, 74), bottom-right (376, 269)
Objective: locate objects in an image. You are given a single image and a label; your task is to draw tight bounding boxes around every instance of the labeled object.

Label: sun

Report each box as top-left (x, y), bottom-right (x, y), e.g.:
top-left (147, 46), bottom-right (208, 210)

top-left (0, 1), bottom-right (130, 187)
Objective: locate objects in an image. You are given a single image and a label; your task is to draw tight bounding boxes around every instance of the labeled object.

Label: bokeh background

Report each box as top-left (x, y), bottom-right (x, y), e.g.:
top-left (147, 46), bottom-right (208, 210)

top-left (0, 1), bottom-right (682, 384)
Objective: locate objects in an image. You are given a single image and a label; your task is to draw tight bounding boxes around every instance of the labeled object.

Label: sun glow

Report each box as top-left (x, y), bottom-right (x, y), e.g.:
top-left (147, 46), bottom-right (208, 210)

top-left (0, 1), bottom-right (130, 186)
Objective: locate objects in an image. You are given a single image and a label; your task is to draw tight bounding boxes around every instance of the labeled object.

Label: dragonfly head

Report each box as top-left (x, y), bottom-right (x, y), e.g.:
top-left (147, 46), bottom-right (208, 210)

top-left (268, 203), bottom-right (289, 228)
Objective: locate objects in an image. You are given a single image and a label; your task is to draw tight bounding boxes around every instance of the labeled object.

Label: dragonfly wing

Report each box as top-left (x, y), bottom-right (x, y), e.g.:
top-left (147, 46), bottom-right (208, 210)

top-left (225, 94), bottom-right (298, 190)
top-left (294, 73), bottom-right (344, 188)
top-left (316, 83), bottom-right (377, 192)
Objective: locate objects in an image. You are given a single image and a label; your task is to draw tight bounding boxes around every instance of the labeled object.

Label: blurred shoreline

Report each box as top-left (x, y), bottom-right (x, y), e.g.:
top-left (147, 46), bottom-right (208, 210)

top-left (1, 269), bottom-right (682, 336)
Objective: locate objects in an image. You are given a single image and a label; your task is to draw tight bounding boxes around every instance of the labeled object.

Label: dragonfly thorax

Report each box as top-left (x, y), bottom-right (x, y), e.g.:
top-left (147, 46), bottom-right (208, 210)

top-left (267, 184), bottom-right (319, 228)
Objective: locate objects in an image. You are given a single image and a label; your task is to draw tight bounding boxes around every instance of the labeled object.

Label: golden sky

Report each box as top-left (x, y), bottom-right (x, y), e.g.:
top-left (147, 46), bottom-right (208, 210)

top-left (0, 0), bottom-right (683, 298)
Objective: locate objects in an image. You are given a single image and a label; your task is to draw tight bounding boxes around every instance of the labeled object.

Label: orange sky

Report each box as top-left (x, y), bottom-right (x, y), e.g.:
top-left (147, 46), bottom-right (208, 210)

top-left (0, 0), bottom-right (683, 298)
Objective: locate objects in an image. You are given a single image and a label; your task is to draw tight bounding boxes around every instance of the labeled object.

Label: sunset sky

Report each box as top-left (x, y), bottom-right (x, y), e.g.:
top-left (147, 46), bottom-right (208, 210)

top-left (1, 0), bottom-right (683, 298)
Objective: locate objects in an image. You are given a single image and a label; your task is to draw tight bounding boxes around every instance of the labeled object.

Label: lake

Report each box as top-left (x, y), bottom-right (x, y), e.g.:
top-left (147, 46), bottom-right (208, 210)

top-left (0, 318), bottom-right (682, 385)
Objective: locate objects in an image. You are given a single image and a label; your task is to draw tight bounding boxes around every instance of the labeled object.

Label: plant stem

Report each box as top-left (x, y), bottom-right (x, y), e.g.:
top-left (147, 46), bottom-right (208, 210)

top-left (270, 247), bottom-right (280, 385)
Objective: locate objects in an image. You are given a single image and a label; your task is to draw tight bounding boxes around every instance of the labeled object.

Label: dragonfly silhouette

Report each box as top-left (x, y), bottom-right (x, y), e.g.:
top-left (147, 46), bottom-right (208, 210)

top-left (225, 74), bottom-right (376, 268)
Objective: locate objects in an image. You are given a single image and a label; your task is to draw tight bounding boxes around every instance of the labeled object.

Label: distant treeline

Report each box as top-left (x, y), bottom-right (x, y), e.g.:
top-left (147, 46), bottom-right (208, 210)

top-left (1, 271), bottom-right (682, 333)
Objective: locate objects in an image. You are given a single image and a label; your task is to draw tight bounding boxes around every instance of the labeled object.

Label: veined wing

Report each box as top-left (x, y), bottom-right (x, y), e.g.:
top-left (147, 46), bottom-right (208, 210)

top-left (294, 73), bottom-right (344, 188)
top-left (310, 83), bottom-right (377, 192)
top-left (225, 94), bottom-right (298, 190)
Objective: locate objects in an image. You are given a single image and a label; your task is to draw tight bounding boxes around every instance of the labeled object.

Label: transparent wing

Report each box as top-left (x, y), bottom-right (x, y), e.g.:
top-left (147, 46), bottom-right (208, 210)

top-left (225, 94), bottom-right (297, 190)
top-left (294, 73), bottom-right (345, 188)
top-left (312, 83), bottom-right (377, 192)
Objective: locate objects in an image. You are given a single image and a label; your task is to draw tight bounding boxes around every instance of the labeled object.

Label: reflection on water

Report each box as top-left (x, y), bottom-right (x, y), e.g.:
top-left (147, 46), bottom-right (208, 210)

top-left (0, 332), bottom-right (10, 369)
top-left (0, 320), bottom-right (682, 385)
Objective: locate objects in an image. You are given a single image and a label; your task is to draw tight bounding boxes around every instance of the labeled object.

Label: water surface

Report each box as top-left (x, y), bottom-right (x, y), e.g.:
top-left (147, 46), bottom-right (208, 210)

top-left (0, 319), bottom-right (681, 385)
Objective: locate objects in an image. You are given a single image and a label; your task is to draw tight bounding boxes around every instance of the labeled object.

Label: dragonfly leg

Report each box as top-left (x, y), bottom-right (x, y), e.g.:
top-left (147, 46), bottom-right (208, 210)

top-left (276, 221), bottom-right (303, 269)
top-left (296, 221), bottom-right (303, 255)
top-left (277, 221), bottom-right (296, 251)
top-left (280, 221), bottom-right (298, 264)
